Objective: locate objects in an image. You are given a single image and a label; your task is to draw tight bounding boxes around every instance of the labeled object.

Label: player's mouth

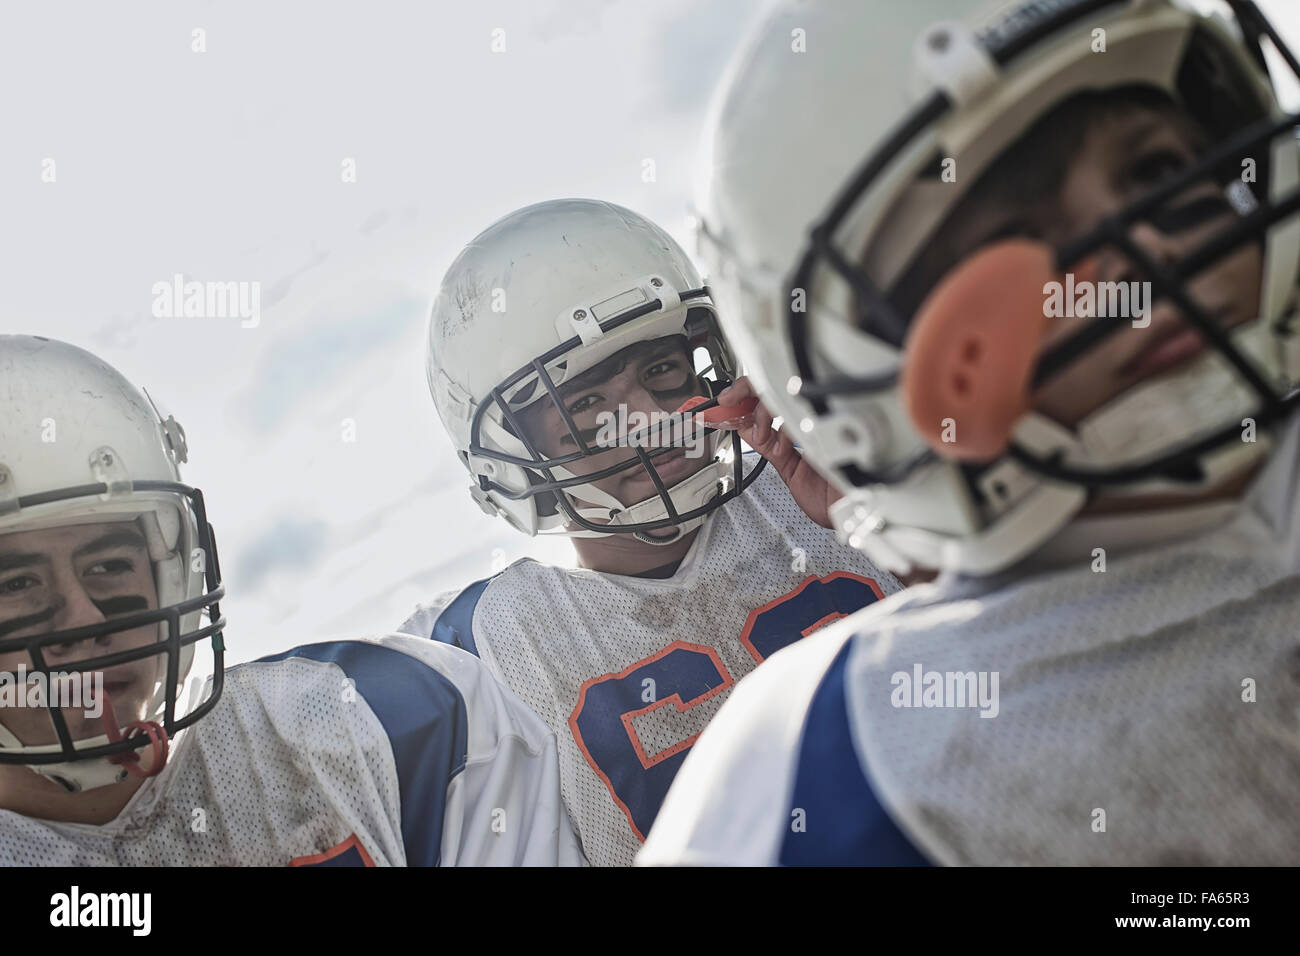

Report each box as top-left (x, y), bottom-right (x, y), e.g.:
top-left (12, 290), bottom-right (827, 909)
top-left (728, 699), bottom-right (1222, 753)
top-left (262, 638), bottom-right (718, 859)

top-left (1116, 303), bottom-right (1235, 381)
top-left (628, 447), bottom-right (699, 489)
top-left (102, 676), bottom-right (136, 698)
top-left (94, 667), bottom-right (150, 713)
top-left (44, 666), bottom-right (153, 738)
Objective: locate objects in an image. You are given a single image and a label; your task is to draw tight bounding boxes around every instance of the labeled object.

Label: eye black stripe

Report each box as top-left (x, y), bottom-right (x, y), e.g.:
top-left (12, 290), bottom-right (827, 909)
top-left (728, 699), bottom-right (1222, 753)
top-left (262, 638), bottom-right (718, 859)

top-left (0, 606), bottom-right (57, 640)
top-left (93, 595), bottom-right (150, 616)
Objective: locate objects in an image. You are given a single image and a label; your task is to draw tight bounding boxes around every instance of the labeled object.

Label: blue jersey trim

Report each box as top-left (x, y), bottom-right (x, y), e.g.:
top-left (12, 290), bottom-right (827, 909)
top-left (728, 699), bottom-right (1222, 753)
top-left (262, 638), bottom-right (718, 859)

top-left (779, 638), bottom-right (930, 866)
top-left (257, 641), bottom-right (469, 867)
top-left (430, 576), bottom-right (496, 657)
top-left (298, 842), bottom-right (369, 867)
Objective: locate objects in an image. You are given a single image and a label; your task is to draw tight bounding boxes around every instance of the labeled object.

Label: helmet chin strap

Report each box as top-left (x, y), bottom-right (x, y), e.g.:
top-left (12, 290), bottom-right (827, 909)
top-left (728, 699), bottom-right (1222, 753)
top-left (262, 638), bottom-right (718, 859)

top-left (831, 469), bottom-right (1087, 577)
top-left (561, 445), bottom-right (733, 544)
top-left (567, 463), bottom-right (730, 543)
top-left (633, 526), bottom-right (688, 546)
top-left (1074, 322), bottom-right (1277, 497)
top-left (0, 721), bottom-right (129, 793)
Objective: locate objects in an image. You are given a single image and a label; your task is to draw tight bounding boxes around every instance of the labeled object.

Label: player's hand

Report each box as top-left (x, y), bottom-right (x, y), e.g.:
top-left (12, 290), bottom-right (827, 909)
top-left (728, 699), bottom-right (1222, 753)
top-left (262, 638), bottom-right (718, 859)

top-left (711, 377), bottom-right (841, 529)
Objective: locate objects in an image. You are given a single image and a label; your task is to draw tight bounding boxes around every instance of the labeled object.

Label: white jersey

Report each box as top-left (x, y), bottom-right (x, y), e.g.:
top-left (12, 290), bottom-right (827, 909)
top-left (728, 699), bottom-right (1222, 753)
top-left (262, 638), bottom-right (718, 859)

top-left (399, 462), bottom-right (902, 866)
top-left (640, 420), bottom-right (1300, 866)
top-left (0, 634), bottom-right (584, 866)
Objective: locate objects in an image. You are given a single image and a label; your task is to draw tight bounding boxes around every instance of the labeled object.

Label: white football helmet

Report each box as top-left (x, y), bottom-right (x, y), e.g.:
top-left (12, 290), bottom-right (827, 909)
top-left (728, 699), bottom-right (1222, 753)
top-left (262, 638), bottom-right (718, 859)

top-left (426, 198), bottom-right (766, 544)
top-left (0, 336), bottom-right (226, 792)
top-left (698, 0), bottom-right (1300, 575)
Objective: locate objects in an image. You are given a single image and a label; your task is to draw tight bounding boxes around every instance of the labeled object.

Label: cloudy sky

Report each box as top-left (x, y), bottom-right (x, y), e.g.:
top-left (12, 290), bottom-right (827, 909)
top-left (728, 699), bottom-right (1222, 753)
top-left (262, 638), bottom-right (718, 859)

top-left (0, 0), bottom-right (765, 661)
top-left (3, 0), bottom-right (1298, 663)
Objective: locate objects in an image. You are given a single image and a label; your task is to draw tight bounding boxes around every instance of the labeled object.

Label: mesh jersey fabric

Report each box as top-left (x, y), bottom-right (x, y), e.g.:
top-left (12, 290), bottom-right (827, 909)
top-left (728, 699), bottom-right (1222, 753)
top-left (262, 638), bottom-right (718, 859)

top-left (640, 418), bottom-right (1300, 865)
top-left (400, 461), bottom-right (902, 866)
top-left (0, 634), bottom-right (583, 866)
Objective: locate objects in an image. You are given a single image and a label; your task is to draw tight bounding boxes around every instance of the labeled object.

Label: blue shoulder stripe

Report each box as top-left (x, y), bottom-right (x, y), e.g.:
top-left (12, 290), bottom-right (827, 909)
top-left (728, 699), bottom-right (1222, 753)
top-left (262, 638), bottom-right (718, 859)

top-left (256, 641), bottom-right (469, 867)
top-left (430, 575), bottom-right (497, 656)
top-left (779, 638), bottom-right (930, 866)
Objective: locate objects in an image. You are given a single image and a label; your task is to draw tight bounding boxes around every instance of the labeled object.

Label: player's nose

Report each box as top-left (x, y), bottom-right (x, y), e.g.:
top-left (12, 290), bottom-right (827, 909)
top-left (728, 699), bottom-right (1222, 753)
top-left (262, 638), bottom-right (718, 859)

top-left (623, 383), bottom-right (659, 410)
top-left (1088, 220), bottom-right (1179, 293)
top-left (1125, 221), bottom-right (1182, 272)
top-left (46, 581), bottom-right (111, 659)
top-left (620, 386), bottom-right (665, 439)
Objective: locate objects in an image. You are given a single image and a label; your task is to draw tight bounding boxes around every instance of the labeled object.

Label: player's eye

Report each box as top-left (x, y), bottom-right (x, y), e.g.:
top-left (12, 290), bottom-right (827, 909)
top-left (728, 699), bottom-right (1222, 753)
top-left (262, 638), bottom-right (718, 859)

top-left (84, 558), bottom-right (135, 578)
top-left (566, 393), bottom-right (601, 416)
top-left (644, 359), bottom-right (680, 378)
top-left (1129, 148), bottom-right (1190, 189)
top-left (644, 358), bottom-right (694, 392)
top-left (0, 574), bottom-right (41, 596)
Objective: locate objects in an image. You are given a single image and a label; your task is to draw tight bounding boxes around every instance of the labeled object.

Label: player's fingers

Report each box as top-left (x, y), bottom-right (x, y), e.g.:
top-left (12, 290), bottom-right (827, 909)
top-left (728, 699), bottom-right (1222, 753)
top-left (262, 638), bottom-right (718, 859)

top-left (715, 376), bottom-right (755, 406)
top-left (773, 430), bottom-right (798, 468)
top-left (710, 378), bottom-right (759, 429)
top-left (681, 391), bottom-right (757, 430)
top-left (754, 403), bottom-right (773, 446)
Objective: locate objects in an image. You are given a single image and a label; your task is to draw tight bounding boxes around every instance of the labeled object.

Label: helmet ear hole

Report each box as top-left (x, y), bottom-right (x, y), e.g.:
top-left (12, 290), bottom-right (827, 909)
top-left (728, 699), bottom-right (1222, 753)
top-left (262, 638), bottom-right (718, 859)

top-left (693, 345), bottom-right (714, 377)
top-left (686, 306), bottom-right (737, 381)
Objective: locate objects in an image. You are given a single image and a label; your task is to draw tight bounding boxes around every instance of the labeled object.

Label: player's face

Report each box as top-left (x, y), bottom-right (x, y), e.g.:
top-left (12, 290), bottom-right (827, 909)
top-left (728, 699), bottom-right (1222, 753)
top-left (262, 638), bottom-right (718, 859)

top-left (897, 103), bottom-right (1261, 427)
top-left (0, 521), bottom-right (163, 747)
top-left (519, 334), bottom-right (710, 507)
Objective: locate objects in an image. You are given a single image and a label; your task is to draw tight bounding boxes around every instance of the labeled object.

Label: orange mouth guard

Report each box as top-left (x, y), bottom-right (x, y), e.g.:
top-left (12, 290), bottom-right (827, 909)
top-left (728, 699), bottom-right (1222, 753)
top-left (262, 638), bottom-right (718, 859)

top-left (901, 239), bottom-right (1096, 461)
top-left (101, 687), bottom-right (170, 778)
top-left (677, 393), bottom-right (760, 429)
